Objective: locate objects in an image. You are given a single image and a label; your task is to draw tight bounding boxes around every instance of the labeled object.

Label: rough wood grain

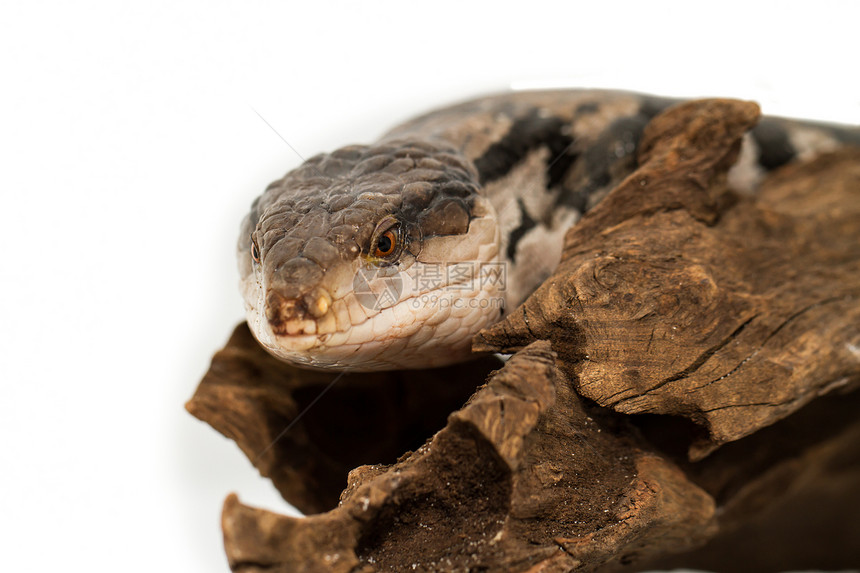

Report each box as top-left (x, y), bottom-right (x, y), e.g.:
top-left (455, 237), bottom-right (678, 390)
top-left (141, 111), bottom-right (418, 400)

top-left (220, 342), bottom-right (717, 572)
top-left (187, 323), bottom-right (501, 514)
top-left (475, 99), bottom-right (860, 460)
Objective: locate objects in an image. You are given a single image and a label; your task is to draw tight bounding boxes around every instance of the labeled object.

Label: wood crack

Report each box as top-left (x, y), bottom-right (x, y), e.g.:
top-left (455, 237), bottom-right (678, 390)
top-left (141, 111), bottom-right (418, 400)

top-left (612, 314), bottom-right (758, 406)
top-left (685, 295), bottom-right (857, 395)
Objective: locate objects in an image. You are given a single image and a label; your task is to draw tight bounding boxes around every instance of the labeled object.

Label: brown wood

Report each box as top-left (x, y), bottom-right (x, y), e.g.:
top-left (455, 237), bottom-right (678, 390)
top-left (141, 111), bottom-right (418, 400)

top-left (475, 99), bottom-right (860, 460)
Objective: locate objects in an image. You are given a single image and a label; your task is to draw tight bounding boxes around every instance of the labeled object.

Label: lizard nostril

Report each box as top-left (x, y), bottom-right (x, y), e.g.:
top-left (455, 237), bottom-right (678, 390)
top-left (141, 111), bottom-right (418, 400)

top-left (265, 289), bottom-right (331, 335)
top-left (265, 290), bottom-right (304, 326)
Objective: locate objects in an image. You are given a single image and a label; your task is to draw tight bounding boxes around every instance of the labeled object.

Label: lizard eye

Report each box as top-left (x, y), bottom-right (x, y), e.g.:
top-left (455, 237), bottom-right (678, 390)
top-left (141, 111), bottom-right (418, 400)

top-left (374, 229), bottom-right (397, 257)
top-left (369, 216), bottom-right (404, 263)
top-left (251, 237), bottom-right (261, 263)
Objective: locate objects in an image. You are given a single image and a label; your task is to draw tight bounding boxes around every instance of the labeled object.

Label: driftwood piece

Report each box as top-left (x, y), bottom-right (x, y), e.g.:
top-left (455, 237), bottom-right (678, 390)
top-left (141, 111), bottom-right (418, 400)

top-left (219, 342), bottom-right (717, 572)
top-left (642, 405), bottom-right (860, 572)
top-left (187, 323), bottom-right (501, 514)
top-left (188, 98), bottom-right (860, 571)
top-left (475, 100), bottom-right (860, 459)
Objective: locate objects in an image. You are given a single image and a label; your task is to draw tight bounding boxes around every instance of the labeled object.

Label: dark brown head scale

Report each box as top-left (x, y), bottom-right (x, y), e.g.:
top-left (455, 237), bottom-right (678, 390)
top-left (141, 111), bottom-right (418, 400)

top-left (240, 138), bottom-right (482, 332)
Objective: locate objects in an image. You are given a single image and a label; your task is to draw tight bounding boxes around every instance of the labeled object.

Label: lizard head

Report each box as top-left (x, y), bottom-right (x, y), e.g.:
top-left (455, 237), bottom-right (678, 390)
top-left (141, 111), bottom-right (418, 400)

top-left (238, 139), bottom-right (505, 371)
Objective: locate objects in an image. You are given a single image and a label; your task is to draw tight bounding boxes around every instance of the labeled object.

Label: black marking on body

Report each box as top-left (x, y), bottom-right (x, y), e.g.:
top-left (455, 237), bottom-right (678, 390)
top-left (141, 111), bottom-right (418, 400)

top-left (506, 198), bottom-right (537, 262)
top-left (752, 119), bottom-right (796, 170)
top-left (638, 95), bottom-right (678, 119)
top-left (555, 114), bottom-right (650, 213)
top-left (831, 124), bottom-right (860, 146)
top-left (555, 187), bottom-right (589, 213)
top-left (575, 102), bottom-right (600, 115)
top-left (546, 131), bottom-right (578, 189)
top-left (474, 111), bottom-right (577, 187)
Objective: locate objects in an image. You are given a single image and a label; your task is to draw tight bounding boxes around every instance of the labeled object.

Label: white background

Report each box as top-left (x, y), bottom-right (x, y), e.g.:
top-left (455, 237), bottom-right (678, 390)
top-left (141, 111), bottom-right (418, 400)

top-left (1, 1), bottom-right (857, 571)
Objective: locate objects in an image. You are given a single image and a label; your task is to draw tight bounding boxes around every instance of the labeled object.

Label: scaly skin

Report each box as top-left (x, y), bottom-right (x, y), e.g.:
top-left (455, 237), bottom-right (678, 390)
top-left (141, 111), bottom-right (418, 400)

top-left (238, 90), bottom-right (860, 371)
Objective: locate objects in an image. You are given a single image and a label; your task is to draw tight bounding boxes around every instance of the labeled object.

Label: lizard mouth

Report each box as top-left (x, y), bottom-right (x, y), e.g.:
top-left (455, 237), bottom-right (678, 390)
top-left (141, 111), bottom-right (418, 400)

top-left (247, 262), bottom-right (505, 371)
top-left (265, 289), bottom-right (332, 336)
